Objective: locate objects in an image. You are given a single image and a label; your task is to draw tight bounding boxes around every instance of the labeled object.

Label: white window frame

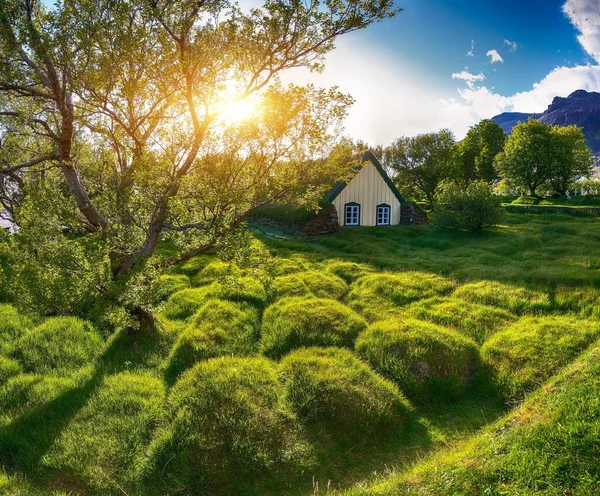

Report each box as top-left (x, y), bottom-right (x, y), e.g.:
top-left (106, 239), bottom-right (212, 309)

top-left (344, 203), bottom-right (360, 226)
top-left (376, 204), bottom-right (391, 226)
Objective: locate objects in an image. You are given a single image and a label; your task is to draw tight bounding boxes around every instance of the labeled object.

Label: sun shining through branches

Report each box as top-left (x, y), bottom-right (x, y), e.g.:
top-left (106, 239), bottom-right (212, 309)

top-left (218, 98), bottom-right (260, 126)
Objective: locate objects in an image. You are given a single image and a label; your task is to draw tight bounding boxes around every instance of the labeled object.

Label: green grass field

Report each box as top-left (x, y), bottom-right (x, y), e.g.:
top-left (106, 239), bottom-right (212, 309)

top-left (1, 211), bottom-right (600, 495)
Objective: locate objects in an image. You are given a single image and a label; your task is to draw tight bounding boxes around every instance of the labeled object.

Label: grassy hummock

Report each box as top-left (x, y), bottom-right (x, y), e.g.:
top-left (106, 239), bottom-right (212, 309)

top-left (481, 316), bottom-right (600, 398)
top-left (453, 280), bottom-right (551, 315)
top-left (356, 319), bottom-right (480, 401)
top-left (260, 297), bottom-right (367, 358)
top-left (166, 299), bottom-right (259, 380)
top-left (406, 297), bottom-right (516, 344)
top-left (0, 356), bottom-right (21, 385)
top-left (271, 270), bottom-right (348, 300)
top-left (280, 347), bottom-right (412, 439)
top-left (14, 317), bottom-right (103, 376)
top-left (149, 356), bottom-right (312, 493)
top-left (347, 272), bottom-right (454, 321)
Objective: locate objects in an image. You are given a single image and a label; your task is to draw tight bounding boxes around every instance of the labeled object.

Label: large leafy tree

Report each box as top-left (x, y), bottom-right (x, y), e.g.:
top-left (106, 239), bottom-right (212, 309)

top-left (496, 119), bottom-right (592, 196)
top-left (453, 119), bottom-right (506, 184)
top-left (548, 125), bottom-right (593, 195)
top-left (495, 119), bottom-right (555, 196)
top-left (384, 129), bottom-right (455, 208)
top-left (0, 0), bottom-right (400, 320)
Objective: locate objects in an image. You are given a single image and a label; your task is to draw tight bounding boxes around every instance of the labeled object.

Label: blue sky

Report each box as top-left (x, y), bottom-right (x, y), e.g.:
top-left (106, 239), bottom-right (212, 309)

top-left (285, 0), bottom-right (600, 144)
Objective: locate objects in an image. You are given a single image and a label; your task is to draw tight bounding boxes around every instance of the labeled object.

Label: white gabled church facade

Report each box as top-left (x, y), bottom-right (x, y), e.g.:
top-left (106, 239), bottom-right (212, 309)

top-left (325, 151), bottom-right (404, 227)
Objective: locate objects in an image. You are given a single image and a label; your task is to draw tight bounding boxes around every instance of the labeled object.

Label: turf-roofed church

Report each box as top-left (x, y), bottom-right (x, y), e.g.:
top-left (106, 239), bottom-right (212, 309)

top-left (325, 151), bottom-right (404, 227)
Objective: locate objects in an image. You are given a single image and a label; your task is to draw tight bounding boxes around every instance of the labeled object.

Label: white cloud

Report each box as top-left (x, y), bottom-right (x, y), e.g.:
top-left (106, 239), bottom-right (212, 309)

top-left (451, 70), bottom-right (485, 82)
top-left (466, 39), bottom-right (475, 57)
top-left (563, 0), bottom-right (600, 62)
top-left (504, 39), bottom-right (518, 52)
top-left (486, 49), bottom-right (504, 63)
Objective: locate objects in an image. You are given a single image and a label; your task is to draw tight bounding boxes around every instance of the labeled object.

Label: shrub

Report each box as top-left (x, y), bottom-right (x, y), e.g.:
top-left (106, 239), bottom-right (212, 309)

top-left (324, 260), bottom-right (373, 283)
top-left (347, 272), bottom-right (454, 321)
top-left (0, 304), bottom-right (32, 356)
top-left (432, 181), bottom-right (505, 231)
top-left (43, 372), bottom-right (165, 494)
top-left (14, 317), bottom-right (103, 376)
top-left (0, 356), bottom-right (21, 385)
top-left (166, 299), bottom-right (259, 379)
top-left (406, 297), bottom-right (515, 344)
top-left (260, 298), bottom-right (367, 358)
top-left (271, 270), bottom-right (348, 300)
top-left (280, 347), bottom-right (412, 438)
top-left (149, 357), bottom-right (311, 492)
top-left (481, 316), bottom-right (600, 398)
top-left (453, 280), bottom-right (551, 315)
top-left (355, 319), bottom-right (480, 400)
top-left (152, 274), bottom-right (191, 303)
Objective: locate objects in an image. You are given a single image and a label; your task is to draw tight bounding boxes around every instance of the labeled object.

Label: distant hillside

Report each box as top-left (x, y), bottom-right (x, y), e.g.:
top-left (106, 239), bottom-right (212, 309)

top-left (492, 89), bottom-right (600, 155)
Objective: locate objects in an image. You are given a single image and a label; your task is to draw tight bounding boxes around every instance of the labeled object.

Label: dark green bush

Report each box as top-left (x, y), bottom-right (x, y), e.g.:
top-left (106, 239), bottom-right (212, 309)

top-left (166, 299), bottom-right (259, 379)
top-left (453, 280), bottom-right (551, 315)
top-left (271, 270), bottom-right (348, 300)
top-left (347, 272), bottom-right (454, 321)
top-left (406, 297), bottom-right (515, 344)
top-left (260, 298), bottom-right (367, 358)
top-left (252, 203), bottom-right (321, 224)
top-left (280, 347), bottom-right (412, 438)
top-left (356, 319), bottom-right (480, 401)
top-left (43, 372), bottom-right (166, 494)
top-left (0, 304), bottom-right (32, 356)
top-left (0, 356), bottom-right (21, 385)
top-left (432, 181), bottom-right (505, 230)
top-left (14, 317), bottom-right (103, 376)
top-left (149, 357), bottom-right (311, 492)
top-left (481, 316), bottom-right (600, 398)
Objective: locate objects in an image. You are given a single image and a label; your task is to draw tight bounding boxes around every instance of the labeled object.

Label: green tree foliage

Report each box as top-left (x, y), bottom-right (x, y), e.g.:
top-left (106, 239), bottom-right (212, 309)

top-left (432, 181), bottom-right (505, 231)
top-left (453, 119), bottom-right (506, 184)
top-left (495, 119), bottom-right (592, 196)
top-left (0, 0), bottom-right (400, 322)
top-left (549, 125), bottom-right (593, 195)
top-left (384, 129), bottom-right (456, 208)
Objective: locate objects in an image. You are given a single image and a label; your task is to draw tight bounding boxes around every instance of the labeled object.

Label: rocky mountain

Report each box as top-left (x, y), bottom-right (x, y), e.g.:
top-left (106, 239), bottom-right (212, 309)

top-left (491, 90), bottom-right (600, 155)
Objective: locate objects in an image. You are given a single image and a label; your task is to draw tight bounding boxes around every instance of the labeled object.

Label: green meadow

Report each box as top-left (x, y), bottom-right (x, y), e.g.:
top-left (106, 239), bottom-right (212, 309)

top-left (2, 211), bottom-right (600, 495)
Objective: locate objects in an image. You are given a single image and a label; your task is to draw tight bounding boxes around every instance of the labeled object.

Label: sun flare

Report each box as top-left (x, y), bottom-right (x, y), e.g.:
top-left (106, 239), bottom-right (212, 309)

top-left (218, 98), bottom-right (259, 125)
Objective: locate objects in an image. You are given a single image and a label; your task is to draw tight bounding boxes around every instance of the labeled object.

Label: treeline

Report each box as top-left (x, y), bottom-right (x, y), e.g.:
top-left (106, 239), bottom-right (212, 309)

top-left (381, 118), bottom-right (593, 208)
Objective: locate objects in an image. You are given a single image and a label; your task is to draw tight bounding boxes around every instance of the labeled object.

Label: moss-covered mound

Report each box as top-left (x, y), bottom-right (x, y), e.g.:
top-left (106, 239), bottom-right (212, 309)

top-left (347, 272), bottom-right (454, 321)
top-left (0, 356), bottom-right (21, 385)
top-left (0, 304), bottom-right (32, 356)
top-left (280, 347), bottom-right (412, 438)
top-left (149, 357), bottom-right (311, 492)
top-left (166, 299), bottom-right (259, 380)
top-left (43, 372), bottom-right (165, 494)
top-left (323, 260), bottom-right (373, 283)
top-left (356, 319), bottom-right (480, 400)
top-left (260, 298), bottom-right (367, 358)
top-left (14, 317), bottom-right (103, 376)
top-left (453, 280), bottom-right (551, 315)
top-left (152, 274), bottom-right (191, 303)
top-left (271, 270), bottom-right (348, 300)
top-left (192, 260), bottom-right (241, 286)
top-left (160, 287), bottom-right (214, 321)
top-left (406, 297), bottom-right (516, 344)
top-left (481, 316), bottom-right (600, 398)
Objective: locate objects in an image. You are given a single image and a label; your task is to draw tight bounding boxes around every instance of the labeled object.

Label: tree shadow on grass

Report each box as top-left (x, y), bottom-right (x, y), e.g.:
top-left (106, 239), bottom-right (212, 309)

top-left (0, 327), bottom-right (164, 481)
